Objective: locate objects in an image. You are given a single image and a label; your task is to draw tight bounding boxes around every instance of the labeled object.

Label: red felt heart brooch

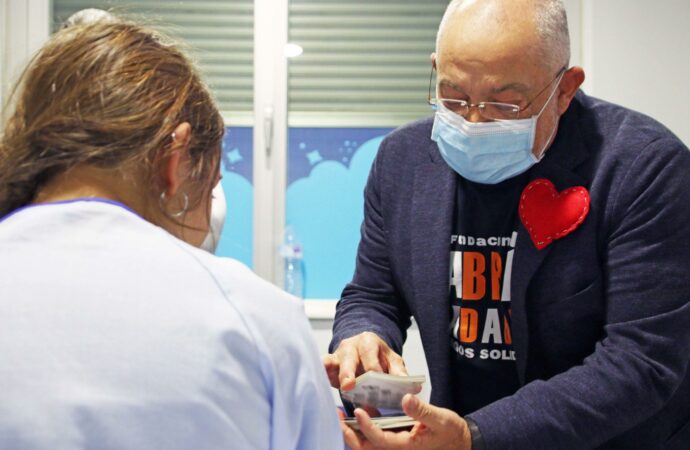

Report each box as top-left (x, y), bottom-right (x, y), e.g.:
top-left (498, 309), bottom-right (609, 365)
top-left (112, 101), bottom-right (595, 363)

top-left (519, 179), bottom-right (590, 250)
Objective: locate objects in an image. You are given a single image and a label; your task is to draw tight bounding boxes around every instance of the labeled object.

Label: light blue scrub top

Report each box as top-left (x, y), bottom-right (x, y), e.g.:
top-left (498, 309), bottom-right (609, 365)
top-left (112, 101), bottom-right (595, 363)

top-left (0, 199), bottom-right (343, 450)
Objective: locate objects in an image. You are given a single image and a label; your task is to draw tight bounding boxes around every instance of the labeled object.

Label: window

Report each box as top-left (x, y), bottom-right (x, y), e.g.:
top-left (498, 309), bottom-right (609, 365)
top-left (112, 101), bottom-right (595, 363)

top-left (286, 0), bottom-right (448, 298)
top-left (49, 0), bottom-right (448, 300)
top-left (53, 0), bottom-right (255, 267)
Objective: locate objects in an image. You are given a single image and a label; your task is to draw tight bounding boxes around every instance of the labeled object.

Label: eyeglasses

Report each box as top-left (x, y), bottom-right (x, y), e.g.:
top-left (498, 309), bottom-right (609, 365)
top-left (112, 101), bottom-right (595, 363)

top-left (427, 66), bottom-right (567, 121)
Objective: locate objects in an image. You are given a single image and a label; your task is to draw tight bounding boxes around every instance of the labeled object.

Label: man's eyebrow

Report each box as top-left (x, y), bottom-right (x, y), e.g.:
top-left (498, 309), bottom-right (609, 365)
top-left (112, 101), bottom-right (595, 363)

top-left (439, 78), bottom-right (530, 96)
top-left (439, 79), bottom-right (465, 93)
top-left (492, 82), bottom-right (530, 94)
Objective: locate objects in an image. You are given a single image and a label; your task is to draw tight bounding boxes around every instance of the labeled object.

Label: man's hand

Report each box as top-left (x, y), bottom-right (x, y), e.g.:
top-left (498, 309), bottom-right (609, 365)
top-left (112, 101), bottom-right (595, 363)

top-left (340, 394), bottom-right (472, 450)
top-left (323, 331), bottom-right (407, 390)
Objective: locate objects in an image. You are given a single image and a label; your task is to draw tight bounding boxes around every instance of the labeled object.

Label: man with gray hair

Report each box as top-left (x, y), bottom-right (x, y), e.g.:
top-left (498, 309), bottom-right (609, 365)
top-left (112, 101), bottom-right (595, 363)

top-left (326, 0), bottom-right (690, 448)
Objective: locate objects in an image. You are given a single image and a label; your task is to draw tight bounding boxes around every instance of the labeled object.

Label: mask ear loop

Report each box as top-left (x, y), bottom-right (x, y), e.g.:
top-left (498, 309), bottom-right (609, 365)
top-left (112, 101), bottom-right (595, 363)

top-left (535, 71), bottom-right (566, 118)
top-left (534, 123), bottom-right (559, 161)
top-left (533, 71), bottom-right (567, 160)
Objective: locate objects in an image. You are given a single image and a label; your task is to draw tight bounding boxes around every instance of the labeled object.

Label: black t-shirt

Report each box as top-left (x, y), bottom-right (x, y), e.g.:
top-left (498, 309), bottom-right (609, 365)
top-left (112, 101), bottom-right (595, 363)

top-left (449, 173), bottom-right (527, 415)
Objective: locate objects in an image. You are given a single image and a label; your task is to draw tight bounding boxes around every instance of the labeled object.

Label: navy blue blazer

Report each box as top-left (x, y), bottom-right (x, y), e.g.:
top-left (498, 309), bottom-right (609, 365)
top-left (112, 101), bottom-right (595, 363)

top-left (331, 92), bottom-right (690, 449)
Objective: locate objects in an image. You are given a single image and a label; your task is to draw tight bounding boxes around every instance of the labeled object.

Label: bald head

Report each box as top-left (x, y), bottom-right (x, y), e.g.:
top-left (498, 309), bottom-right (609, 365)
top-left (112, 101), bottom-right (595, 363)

top-left (436, 0), bottom-right (570, 73)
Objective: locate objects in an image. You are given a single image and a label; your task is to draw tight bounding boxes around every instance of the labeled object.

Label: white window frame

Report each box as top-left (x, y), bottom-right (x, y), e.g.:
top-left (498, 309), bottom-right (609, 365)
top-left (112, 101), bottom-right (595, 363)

top-left (253, 0), bottom-right (337, 317)
top-left (253, 0), bottom-right (288, 289)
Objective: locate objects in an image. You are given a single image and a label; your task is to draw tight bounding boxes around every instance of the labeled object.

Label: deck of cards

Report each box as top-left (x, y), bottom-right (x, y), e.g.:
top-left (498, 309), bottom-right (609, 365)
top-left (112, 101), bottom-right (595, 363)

top-left (340, 372), bottom-right (426, 430)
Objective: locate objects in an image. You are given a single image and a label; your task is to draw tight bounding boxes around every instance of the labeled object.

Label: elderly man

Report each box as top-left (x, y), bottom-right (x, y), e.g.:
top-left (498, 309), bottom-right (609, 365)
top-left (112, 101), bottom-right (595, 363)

top-left (325, 0), bottom-right (690, 449)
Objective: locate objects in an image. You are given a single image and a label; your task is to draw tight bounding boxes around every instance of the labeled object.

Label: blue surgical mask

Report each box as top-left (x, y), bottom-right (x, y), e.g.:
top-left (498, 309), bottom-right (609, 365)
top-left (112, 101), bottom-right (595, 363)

top-left (431, 79), bottom-right (561, 184)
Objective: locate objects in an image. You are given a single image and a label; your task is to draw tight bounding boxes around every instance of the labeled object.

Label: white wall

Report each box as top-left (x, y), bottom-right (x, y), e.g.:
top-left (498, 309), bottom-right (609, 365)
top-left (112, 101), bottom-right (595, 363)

top-left (581, 0), bottom-right (690, 145)
top-left (564, 0), bottom-right (582, 67)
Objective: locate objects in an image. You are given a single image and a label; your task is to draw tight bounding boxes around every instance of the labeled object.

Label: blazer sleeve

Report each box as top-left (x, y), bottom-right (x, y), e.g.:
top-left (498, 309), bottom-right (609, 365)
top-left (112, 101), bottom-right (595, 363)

top-left (330, 137), bottom-right (412, 354)
top-left (467, 137), bottom-right (690, 449)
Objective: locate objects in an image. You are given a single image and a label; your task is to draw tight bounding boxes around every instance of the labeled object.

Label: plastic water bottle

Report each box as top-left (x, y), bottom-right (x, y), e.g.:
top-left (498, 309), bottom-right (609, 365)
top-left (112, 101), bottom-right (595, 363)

top-left (280, 226), bottom-right (304, 298)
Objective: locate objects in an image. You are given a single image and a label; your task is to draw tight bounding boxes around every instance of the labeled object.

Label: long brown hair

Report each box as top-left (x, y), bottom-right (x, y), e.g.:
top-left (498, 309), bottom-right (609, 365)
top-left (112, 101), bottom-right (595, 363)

top-left (0, 20), bottom-right (224, 218)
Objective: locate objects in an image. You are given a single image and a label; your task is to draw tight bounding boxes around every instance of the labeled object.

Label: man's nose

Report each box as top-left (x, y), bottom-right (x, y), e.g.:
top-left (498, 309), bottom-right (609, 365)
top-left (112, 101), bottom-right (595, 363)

top-left (464, 106), bottom-right (488, 123)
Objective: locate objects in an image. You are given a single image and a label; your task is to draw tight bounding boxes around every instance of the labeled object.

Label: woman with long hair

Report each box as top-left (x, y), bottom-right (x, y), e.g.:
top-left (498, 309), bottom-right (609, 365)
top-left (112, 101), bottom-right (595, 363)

top-left (0, 18), bottom-right (341, 449)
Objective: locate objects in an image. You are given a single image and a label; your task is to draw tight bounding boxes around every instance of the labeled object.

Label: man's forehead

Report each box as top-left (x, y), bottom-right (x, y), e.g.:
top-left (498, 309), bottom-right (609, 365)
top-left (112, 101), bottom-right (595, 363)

top-left (436, 26), bottom-right (546, 89)
top-left (438, 0), bottom-right (542, 64)
top-left (436, 39), bottom-right (544, 87)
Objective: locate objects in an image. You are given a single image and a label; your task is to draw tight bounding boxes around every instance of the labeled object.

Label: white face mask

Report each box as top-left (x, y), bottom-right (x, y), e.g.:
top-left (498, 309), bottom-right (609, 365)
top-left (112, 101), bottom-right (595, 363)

top-left (200, 182), bottom-right (226, 254)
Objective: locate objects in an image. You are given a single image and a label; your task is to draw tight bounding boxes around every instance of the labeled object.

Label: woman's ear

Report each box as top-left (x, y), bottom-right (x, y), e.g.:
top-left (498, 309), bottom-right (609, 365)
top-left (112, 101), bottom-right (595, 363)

top-left (161, 122), bottom-right (192, 196)
top-left (557, 66), bottom-right (585, 114)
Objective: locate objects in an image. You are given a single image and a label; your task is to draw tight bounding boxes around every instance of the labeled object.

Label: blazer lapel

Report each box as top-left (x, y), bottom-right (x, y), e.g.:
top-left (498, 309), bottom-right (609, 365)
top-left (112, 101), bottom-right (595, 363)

top-left (410, 157), bottom-right (456, 402)
top-left (411, 160), bottom-right (456, 320)
top-left (511, 162), bottom-right (557, 384)
top-left (511, 108), bottom-right (591, 384)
